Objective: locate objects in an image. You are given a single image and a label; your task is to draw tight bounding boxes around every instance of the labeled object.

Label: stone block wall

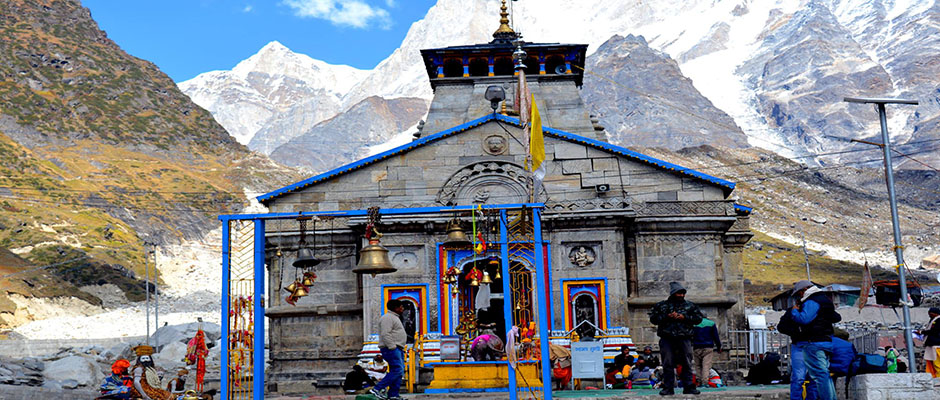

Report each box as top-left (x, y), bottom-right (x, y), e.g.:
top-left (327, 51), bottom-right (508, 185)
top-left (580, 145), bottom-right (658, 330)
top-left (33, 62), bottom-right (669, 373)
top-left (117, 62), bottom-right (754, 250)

top-left (839, 373), bottom-right (937, 400)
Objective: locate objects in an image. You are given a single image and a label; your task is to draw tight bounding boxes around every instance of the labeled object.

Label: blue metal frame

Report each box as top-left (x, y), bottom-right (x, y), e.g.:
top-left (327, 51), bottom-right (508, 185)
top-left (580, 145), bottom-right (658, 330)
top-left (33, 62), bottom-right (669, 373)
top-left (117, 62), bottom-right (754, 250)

top-left (498, 210), bottom-right (517, 396)
top-left (559, 277), bottom-right (612, 331)
top-left (217, 203), bottom-right (552, 400)
top-left (255, 114), bottom-right (735, 204)
top-left (253, 220), bottom-right (265, 397)
top-left (533, 209), bottom-right (552, 400)
top-left (220, 221), bottom-right (230, 397)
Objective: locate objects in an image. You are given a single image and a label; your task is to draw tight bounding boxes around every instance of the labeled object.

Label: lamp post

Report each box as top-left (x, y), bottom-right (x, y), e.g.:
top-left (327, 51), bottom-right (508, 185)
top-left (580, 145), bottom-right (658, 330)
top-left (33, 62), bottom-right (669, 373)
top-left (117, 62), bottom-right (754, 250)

top-left (843, 96), bottom-right (918, 372)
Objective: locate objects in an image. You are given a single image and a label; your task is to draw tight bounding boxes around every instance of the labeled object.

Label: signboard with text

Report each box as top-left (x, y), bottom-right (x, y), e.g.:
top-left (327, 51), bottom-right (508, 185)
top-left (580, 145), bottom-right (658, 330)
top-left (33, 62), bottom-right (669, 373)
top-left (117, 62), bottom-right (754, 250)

top-left (571, 341), bottom-right (604, 379)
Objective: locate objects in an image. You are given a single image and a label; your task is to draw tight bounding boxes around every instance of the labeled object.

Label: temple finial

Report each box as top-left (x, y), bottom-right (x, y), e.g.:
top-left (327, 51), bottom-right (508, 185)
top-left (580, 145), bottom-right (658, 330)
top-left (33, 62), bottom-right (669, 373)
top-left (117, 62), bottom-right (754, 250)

top-left (492, 0), bottom-right (517, 43)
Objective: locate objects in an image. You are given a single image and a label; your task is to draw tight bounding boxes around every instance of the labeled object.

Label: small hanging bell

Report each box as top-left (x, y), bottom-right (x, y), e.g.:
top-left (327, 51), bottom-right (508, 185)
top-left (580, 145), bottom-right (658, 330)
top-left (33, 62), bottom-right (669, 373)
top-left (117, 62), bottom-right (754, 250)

top-left (301, 274), bottom-right (315, 287)
top-left (469, 276), bottom-right (480, 287)
top-left (515, 302), bottom-right (522, 310)
top-left (451, 285), bottom-right (459, 295)
top-left (293, 247), bottom-right (320, 269)
top-left (481, 271), bottom-right (493, 284)
top-left (285, 281), bottom-right (298, 293)
top-left (292, 285), bottom-right (309, 298)
top-left (494, 270), bottom-right (501, 280)
top-left (443, 219), bottom-right (471, 248)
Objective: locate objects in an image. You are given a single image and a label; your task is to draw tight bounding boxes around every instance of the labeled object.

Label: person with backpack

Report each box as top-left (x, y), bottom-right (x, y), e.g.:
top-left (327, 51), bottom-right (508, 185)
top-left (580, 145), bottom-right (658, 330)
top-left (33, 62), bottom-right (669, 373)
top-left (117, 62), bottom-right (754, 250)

top-left (776, 310), bottom-right (817, 400)
top-left (789, 280), bottom-right (841, 400)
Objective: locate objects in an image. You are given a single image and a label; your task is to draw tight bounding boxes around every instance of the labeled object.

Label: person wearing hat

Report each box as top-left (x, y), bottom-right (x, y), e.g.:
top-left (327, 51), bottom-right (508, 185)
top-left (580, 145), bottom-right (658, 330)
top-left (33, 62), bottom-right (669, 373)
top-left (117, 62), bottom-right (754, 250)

top-left (639, 345), bottom-right (661, 369)
top-left (649, 281), bottom-right (704, 396)
top-left (789, 280), bottom-right (841, 400)
top-left (918, 307), bottom-right (940, 378)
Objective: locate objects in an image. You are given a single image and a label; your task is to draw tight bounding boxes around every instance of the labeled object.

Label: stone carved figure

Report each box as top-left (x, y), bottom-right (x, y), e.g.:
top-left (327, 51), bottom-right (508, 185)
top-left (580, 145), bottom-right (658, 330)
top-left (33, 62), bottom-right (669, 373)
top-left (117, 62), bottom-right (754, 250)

top-left (483, 135), bottom-right (508, 155)
top-left (569, 246), bottom-right (595, 267)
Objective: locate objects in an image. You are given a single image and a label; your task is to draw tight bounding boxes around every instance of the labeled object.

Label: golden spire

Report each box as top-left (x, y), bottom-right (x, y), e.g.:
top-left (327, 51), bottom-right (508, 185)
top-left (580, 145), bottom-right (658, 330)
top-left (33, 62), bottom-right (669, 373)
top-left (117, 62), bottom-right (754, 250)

top-left (493, 0), bottom-right (517, 41)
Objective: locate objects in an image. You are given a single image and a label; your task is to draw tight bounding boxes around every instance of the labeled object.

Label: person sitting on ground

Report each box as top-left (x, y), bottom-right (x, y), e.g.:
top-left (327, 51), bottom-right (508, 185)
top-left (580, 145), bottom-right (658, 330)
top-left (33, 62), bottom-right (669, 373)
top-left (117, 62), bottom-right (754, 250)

top-left (365, 354), bottom-right (389, 382)
top-left (746, 352), bottom-right (783, 385)
top-left (471, 326), bottom-right (505, 361)
top-left (343, 364), bottom-right (372, 394)
top-left (165, 368), bottom-right (188, 394)
top-left (639, 345), bottom-right (661, 369)
top-left (99, 359), bottom-right (133, 400)
top-left (628, 359), bottom-right (654, 389)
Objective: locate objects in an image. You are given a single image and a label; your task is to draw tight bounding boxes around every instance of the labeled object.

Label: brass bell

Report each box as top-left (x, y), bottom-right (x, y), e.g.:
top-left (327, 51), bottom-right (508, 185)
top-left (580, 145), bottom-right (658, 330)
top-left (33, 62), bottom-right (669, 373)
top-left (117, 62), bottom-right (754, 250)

top-left (481, 271), bottom-right (493, 285)
top-left (515, 302), bottom-right (522, 311)
top-left (443, 219), bottom-right (471, 248)
top-left (494, 270), bottom-right (501, 280)
top-left (469, 276), bottom-right (480, 287)
top-left (293, 247), bottom-right (320, 269)
top-left (301, 275), bottom-right (315, 287)
top-left (285, 281), bottom-right (298, 293)
top-left (292, 285), bottom-right (309, 298)
top-left (353, 238), bottom-right (397, 277)
top-left (451, 285), bottom-right (459, 295)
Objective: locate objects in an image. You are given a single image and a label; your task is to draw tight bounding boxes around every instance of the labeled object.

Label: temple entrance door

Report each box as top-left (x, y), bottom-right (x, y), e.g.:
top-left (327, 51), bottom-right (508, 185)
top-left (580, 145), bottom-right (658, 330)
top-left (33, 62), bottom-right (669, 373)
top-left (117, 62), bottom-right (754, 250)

top-left (400, 299), bottom-right (418, 344)
top-left (508, 261), bottom-right (535, 329)
top-left (573, 293), bottom-right (599, 339)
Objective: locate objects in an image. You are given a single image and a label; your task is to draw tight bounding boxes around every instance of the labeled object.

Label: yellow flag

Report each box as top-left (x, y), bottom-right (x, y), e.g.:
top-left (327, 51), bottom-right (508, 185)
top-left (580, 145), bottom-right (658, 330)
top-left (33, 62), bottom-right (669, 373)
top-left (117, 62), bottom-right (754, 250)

top-left (529, 93), bottom-right (544, 172)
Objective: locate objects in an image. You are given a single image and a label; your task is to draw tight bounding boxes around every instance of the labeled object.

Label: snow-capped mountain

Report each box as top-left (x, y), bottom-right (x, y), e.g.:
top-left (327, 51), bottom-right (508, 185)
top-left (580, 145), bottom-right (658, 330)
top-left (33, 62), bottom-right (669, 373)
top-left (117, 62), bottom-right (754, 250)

top-left (180, 0), bottom-right (940, 170)
top-left (178, 41), bottom-right (367, 147)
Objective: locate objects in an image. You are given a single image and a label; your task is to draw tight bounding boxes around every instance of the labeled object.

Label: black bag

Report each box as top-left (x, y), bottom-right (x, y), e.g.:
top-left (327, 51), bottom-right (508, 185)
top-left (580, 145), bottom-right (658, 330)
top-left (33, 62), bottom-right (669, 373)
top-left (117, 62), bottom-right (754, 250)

top-left (850, 353), bottom-right (888, 375)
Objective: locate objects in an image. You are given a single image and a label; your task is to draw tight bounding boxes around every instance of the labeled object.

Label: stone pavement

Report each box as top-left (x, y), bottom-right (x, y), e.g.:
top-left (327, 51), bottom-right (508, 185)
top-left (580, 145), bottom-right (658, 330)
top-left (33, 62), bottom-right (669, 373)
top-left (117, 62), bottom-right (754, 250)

top-left (267, 385), bottom-right (790, 400)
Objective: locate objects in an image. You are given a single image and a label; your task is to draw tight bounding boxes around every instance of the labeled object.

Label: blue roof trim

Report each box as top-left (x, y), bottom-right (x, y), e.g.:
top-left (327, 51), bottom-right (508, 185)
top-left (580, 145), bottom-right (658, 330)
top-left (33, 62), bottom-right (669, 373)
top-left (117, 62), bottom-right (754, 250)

top-left (257, 113), bottom-right (500, 203)
top-left (258, 113), bottom-right (736, 203)
top-left (733, 203), bottom-right (753, 215)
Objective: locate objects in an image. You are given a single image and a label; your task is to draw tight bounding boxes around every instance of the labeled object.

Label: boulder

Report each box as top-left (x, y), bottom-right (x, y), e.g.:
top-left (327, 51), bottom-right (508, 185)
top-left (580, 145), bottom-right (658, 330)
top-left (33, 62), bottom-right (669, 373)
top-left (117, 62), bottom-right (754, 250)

top-left (153, 341), bottom-right (188, 370)
top-left (922, 254), bottom-right (940, 270)
top-left (60, 379), bottom-right (80, 389)
top-left (41, 355), bottom-right (103, 388)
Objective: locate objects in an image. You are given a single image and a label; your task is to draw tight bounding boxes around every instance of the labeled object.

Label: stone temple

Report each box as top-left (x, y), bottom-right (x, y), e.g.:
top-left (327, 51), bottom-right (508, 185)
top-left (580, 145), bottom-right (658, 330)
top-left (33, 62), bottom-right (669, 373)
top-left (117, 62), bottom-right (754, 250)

top-left (256, 3), bottom-right (752, 394)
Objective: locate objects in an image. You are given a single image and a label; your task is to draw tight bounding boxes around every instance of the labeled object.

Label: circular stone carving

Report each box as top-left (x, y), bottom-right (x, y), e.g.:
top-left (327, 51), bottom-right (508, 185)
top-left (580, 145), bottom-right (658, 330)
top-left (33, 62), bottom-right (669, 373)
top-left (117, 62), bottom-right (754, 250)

top-left (568, 246), bottom-right (596, 267)
top-left (437, 161), bottom-right (532, 205)
top-left (482, 135), bottom-right (508, 155)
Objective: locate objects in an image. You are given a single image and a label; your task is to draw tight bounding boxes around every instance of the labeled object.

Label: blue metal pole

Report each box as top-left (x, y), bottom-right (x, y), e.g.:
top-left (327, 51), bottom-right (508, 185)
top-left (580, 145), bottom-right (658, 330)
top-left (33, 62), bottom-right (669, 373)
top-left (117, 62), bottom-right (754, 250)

top-left (533, 209), bottom-right (552, 400)
top-left (220, 221), bottom-right (230, 400)
top-left (253, 219), bottom-right (266, 398)
top-left (499, 210), bottom-right (517, 400)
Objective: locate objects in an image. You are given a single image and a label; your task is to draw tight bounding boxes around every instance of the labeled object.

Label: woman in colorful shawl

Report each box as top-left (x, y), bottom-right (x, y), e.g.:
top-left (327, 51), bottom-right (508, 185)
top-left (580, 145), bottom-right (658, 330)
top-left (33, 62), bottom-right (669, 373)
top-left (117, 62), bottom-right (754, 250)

top-left (920, 307), bottom-right (940, 378)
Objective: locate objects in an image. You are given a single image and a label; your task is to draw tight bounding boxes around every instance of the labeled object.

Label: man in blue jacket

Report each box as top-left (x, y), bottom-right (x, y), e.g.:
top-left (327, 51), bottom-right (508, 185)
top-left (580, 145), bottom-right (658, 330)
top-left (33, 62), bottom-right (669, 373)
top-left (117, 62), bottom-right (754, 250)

top-left (790, 280), bottom-right (841, 400)
top-left (692, 315), bottom-right (722, 386)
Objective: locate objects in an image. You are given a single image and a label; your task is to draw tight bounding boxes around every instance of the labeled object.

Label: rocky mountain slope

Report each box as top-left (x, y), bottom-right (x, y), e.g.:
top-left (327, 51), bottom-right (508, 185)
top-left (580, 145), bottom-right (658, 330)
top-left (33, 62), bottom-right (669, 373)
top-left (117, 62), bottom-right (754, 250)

top-left (0, 0), bottom-right (299, 329)
top-left (181, 0), bottom-right (940, 172)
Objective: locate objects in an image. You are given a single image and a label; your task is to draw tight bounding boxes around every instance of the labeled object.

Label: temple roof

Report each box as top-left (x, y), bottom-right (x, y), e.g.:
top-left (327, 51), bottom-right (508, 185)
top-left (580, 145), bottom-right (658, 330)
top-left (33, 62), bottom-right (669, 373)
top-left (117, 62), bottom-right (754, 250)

top-left (257, 113), bottom-right (736, 205)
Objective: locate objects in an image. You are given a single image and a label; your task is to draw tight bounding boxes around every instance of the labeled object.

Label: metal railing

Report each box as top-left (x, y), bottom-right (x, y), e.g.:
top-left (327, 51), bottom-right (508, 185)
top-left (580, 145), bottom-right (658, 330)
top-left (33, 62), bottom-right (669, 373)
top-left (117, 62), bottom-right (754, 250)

top-left (726, 329), bottom-right (880, 373)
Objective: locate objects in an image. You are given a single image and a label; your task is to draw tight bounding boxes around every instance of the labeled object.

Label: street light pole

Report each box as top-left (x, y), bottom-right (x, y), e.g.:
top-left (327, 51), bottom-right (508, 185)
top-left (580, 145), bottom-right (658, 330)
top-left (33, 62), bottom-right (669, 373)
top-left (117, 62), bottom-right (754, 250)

top-left (844, 96), bottom-right (918, 372)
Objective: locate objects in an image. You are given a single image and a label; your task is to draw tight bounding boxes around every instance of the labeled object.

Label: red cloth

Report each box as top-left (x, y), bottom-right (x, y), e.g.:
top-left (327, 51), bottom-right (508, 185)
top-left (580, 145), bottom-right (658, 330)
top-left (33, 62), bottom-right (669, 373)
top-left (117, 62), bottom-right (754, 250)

top-left (187, 330), bottom-right (209, 391)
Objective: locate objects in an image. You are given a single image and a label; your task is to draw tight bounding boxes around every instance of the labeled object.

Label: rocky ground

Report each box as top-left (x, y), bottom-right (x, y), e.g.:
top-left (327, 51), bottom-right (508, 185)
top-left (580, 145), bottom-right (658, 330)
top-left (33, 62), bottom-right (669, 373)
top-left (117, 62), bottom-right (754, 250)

top-left (0, 321), bottom-right (221, 392)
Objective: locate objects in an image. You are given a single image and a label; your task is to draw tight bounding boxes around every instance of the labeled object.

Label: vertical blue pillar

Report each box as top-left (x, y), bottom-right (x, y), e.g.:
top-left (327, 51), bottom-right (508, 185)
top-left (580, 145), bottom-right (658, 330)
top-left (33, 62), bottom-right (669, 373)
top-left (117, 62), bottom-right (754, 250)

top-left (220, 219), bottom-right (230, 400)
top-left (499, 210), bottom-right (517, 399)
top-left (253, 219), bottom-right (266, 399)
top-left (533, 209), bottom-right (552, 400)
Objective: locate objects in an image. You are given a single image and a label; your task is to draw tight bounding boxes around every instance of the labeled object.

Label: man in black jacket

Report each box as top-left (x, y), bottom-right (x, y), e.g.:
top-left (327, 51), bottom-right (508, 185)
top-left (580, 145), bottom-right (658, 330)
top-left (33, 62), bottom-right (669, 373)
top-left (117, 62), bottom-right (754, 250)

top-left (649, 282), bottom-right (704, 396)
top-left (789, 280), bottom-right (841, 400)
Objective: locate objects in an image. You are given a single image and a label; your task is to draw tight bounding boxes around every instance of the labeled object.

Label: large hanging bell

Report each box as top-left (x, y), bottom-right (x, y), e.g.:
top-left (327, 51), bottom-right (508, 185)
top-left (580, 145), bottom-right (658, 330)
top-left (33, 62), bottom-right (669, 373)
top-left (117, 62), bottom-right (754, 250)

top-left (353, 238), bottom-right (397, 277)
top-left (292, 285), bottom-right (309, 298)
top-left (443, 219), bottom-right (471, 248)
top-left (481, 271), bottom-right (493, 285)
top-left (293, 247), bottom-right (321, 269)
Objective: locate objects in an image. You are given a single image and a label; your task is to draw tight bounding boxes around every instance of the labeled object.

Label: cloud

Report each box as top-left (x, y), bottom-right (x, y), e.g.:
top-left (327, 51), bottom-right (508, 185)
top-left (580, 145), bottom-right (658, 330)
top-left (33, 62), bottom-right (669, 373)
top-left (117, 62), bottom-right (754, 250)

top-left (242, 5), bottom-right (253, 12)
top-left (283, 0), bottom-right (391, 29)
top-left (385, 0), bottom-right (397, 7)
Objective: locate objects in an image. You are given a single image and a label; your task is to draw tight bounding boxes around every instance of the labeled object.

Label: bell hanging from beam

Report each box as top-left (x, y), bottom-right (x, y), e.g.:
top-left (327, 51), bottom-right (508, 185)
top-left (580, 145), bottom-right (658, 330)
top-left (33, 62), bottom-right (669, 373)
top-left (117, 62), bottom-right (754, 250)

top-left (451, 285), bottom-right (459, 295)
top-left (292, 285), bottom-right (309, 298)
top-left (481, 271), bottom-right (493, 285)
top-left (301, 272), bottom-right (316, 287)
top-left (353, 237), bottom-right (397, 277)
top-left (443, 219), bottom-right (471, 248)
top-left (285, 280), bottom-right (298, 293)
top-left (293, 247), bottom-right (320, 269)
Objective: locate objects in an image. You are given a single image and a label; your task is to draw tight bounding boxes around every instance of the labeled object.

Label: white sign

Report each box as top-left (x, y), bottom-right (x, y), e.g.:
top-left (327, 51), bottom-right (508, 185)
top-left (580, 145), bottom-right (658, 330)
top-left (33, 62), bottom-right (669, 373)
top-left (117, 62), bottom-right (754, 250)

top-left (570, 341), bottom-right (604, 379)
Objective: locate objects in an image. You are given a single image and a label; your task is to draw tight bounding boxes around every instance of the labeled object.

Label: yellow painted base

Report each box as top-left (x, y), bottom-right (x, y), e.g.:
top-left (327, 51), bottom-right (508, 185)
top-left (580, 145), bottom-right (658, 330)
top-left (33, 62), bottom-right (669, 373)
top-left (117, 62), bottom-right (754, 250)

top-left (427, 363), bottom-right (542, 389)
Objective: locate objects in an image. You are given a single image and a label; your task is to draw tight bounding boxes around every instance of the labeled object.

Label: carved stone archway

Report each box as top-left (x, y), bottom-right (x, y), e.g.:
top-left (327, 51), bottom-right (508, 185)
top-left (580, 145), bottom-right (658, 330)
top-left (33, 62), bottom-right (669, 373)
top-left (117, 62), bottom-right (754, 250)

top-left (437, 161), bottom-right (536, 205)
